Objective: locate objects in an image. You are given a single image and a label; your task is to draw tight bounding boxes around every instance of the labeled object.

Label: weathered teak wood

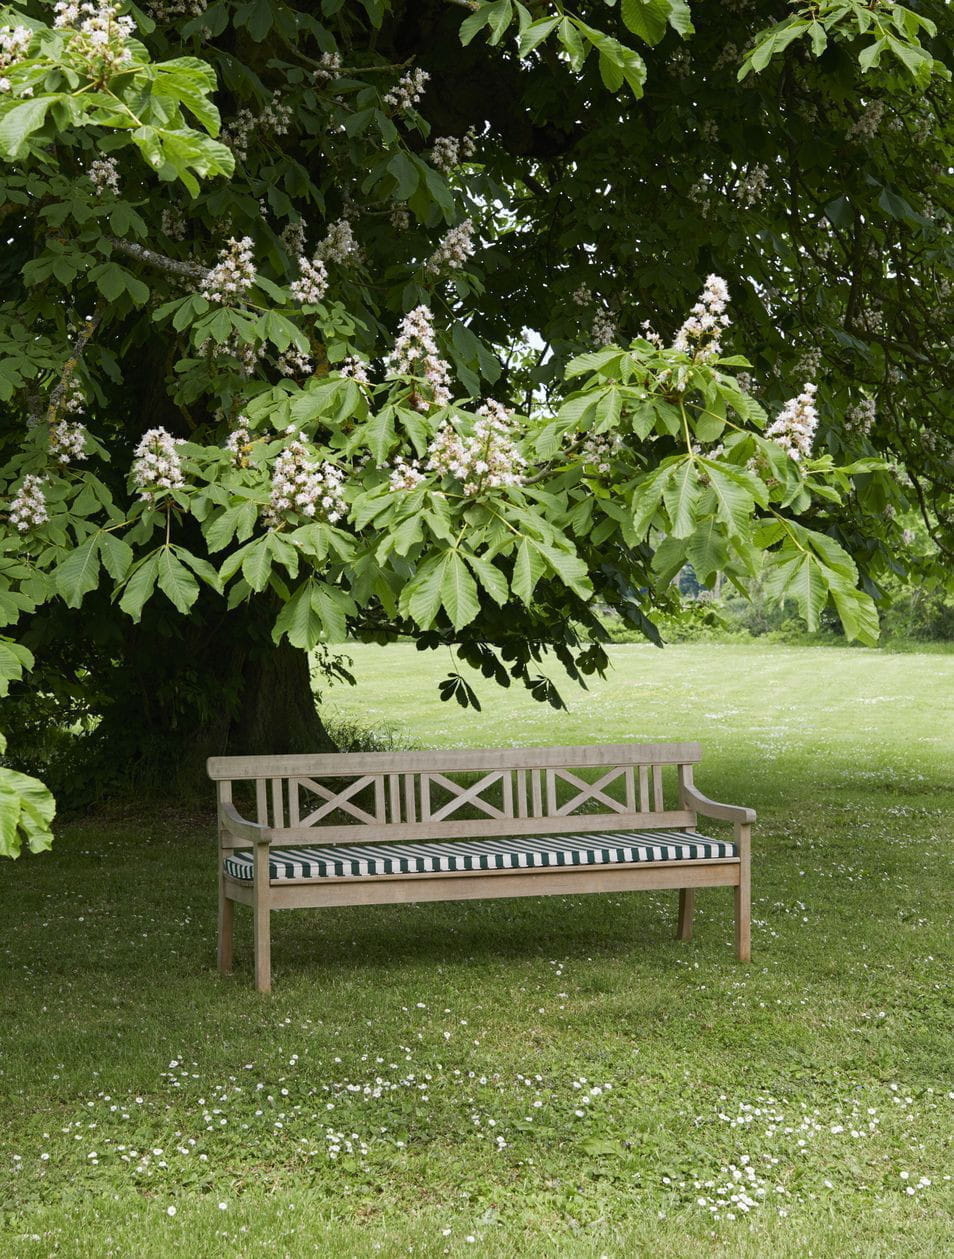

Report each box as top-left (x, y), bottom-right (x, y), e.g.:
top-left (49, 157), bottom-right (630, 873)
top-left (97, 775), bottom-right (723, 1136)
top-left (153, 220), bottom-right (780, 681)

top-left (210, 741), bottom-right (754, 991)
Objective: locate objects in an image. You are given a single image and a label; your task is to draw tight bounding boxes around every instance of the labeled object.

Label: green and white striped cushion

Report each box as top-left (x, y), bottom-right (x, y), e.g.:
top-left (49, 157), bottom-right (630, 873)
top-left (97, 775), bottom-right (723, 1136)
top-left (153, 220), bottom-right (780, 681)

top-left (223, 830), bottom-right (737, 882)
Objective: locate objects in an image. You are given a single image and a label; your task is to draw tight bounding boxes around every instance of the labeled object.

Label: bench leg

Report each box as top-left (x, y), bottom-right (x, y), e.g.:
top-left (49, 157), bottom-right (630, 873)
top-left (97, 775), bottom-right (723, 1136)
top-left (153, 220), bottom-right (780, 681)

top-left (676, 888), bottom-right (694, 941)
top-left (253, 899), bottom-right (271, 993)
top-left (735, 877), bottom-right (751, 962)
top-left (217, 887), bottom-right (234, 974)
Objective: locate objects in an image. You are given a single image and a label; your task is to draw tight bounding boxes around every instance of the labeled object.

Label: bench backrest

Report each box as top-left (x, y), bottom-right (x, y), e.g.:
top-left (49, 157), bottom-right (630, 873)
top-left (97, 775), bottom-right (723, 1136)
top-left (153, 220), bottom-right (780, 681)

top-left (208, 742), bottom-right (703, 847)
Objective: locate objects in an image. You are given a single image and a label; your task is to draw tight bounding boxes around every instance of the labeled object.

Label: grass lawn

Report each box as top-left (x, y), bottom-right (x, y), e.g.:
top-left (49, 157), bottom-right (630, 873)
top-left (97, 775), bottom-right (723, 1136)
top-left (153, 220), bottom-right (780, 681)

top-left (2, 643), bottom-right (953, 1258)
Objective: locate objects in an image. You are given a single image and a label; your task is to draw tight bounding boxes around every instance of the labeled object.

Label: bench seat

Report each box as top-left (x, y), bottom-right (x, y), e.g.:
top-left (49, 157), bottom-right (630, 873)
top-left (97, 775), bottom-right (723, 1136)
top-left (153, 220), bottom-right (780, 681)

top-left (224, 830), bottom-right (738, 882)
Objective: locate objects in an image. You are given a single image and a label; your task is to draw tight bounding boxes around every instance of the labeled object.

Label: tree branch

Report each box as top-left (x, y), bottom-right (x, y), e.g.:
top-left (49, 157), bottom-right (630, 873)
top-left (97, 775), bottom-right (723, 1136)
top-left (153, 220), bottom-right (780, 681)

top-left (108, 237), bottom-right (209, 280)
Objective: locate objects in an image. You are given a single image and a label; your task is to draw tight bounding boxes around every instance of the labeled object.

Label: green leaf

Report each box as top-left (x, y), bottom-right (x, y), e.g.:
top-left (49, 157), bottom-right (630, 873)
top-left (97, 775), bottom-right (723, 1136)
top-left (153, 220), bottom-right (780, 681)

top-left (511, 537), bottom-right (546, 605)
top-left (441, 550), bottom-right (480, 630)
top-left (467, 553), bottom-right (508, 606)
top-left (118, 552), bottom-right (161, 622)
top-left (312, 582), bottom-right (353, 642)
top-left (54, 535), bottom-right (102, 608)
top-left (405, 552), bottom-right (446, 628)
top-left (205, 501), bottom-right (259, 552)
top-left (517, 15), bottom-right (559, 56)
top-left (156, 547), bottom-right (200, 613)
top-left (0, 766), bottom-right (56, 859)
top-left (240, 536), bottom-right (273, 592)
top-left (273, 580), bottom-right (324, 650)
top-left (0, 97), bottom-right (54, 159)
top-left (662, 459), bottom-right (702, 538)
top-left (459, 5), bottom-right (494, 45)
top-left (620, 0), bottom-right (670, 47)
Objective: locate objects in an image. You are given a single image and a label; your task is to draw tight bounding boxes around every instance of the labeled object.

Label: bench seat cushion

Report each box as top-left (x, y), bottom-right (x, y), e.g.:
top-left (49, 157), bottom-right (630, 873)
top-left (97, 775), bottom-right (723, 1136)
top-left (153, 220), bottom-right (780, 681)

top-left (223, 830), bottom-right (737, 882)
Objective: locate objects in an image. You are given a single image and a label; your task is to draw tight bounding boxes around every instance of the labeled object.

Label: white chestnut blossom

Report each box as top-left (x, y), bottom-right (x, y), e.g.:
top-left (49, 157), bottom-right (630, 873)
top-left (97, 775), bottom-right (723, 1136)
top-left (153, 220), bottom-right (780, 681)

top-left (572, 285), bottom-right (592, 307)
top-left (389, 206), bottom-right (410, 232)
top-left (8, 475), bottom-right (48, 532)
top-left (260, 91), bottom-right (292, 135)
top-left (281, 219), bottom-right (306, 256)
top-left (766, 383), bottom-right (819, 461)
top-left (639, 320), bottom-right (664, 349)
top-left (430, 129), bottom-right (477, 173)
top-left (388, 455), bottom-right (425, 492)
top-left (53, 2), bottom-right (136, 75)
top-left (673, 274), bottom-right (731, 362)
top-left (795, 346), bottom-right (822, 379)
top-left (277, 346), bottom-right (313, 377)
top-left (290, 255), bottom-right (328, 304)
top-left (427, 219), bottom-right (475, 274)
top-left (131, 427), bottom-right (186, 500)
top-left (88, 156), bottom-right (120, 196)
top-left (224, 421), bottom-right (250, 461)
top-left (160, 206), bottom-right (187, 241)
top-left (849, 100), bottom-right (885, 141)
top-left (264, 434), bottom-right (347, 528)
top-left (200, 236), bottom-right (256, 303)
top-left (580, 430), bottom-right (622, 474)
top-left (64, 379), bottom-right (87, 415)
top-left (846, 397), bottom-right (876, 436)
top-left (386, 305), bottom-right (452, 411)
top-left (315, 219), bottom-right (357, 265)
top-left (339, 356), bottom-right (371, 386)
top-left (313, 51), bottom-right (342, 85)
top-left (426, 400), bottom-right (525, 496)
top-left (50, 420), bottom-right (88, 463)
top-left (735, 164), bottom-right (770, 208)
top-left (148, 0), bottom-right (207, 19)
top-left (0, 24), bottom-right (32, 90)
top-left (383, 67), bottom-right (429, 112)
top-left (591, 310), bottom-right (617, 346)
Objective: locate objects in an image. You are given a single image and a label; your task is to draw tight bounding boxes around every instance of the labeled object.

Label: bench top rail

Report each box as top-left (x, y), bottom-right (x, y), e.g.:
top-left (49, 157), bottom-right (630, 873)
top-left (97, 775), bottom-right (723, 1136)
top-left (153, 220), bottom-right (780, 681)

top-left (208, 741), bottom-right (703, 781)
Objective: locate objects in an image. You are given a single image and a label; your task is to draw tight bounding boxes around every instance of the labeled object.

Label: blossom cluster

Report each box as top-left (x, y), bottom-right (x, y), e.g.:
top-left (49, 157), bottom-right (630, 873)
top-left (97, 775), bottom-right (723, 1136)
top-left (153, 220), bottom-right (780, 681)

top-left (430, 129), bottom-right (477, 173)
top-left (161, 206), bottom-right (187, 241)
top-left (846, 396), bottom-right (876, 436)
top-left (580, 430), bottom-right (622, 474)
top-left (222, 92), bottom-right (292, 161)
top-left (0, 23), bottom-right (31, 91)
top-left (572, 285), bottom-right (592, 307)
top-left (8, 475), bottom-right (48, 533)
top-left (766, 383), bottom-right (818, 461)
top-left (224, 422), bottom-right (250, 465)
top-left (386, 305), bottom-right (452, 411)
top-left (88, 156), bottom-right (120, 196)
top-left (340, 356), bottom-right (371, 386)
top-left (313, 51), bottom-right (342, 85)
top-left (315, 219), bottom-right (358, 265)
top-left (148, 0), bottom-right (207, 19)
top-left (200, 237), bottom-right (256, 304)
top-left (427, 219), bottom-right (475, 274)
top-left (49, 420), bottom-right (89, 463)
top-left (131, 427), bottom-right (186, 501)
top-left (264, 434), bottom-right (347, 528)
top-left (53, 2), bottom-right (136, 76)
top-left (290, 255), bottom-right (328, 304)
top-left (849, 99), bottom-right (885, 141)
top-left (281, 219), bottom-right (306, 257)
top-left (591, 310), bottom-right (617, 346)
top-left (388, 455), bottom-right (426, 492)
top-left (735, 164), bottom-right (770, 207)
top-left (277, 347), bottom-right (313, 378)
top-left (426, 400), bottom-right (526, 496)
top-left (383, 67), bottom-right (429, 112)
top-left (673, 274), bottom-right (731, 362)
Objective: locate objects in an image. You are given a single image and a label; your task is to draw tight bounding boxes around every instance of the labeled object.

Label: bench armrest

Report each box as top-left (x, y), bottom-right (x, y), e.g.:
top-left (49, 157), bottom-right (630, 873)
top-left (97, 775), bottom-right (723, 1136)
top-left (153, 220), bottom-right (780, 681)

top-left (219, 802), bottom-right (271, 844)
top-left (682, 784), bottom-right (756, 825)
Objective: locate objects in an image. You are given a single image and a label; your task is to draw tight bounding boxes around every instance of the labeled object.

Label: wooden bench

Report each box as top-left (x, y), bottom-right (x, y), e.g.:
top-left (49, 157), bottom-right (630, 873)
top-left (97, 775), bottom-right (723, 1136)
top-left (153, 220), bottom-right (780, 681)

top-left (208, 742), bottom-right (754, 992)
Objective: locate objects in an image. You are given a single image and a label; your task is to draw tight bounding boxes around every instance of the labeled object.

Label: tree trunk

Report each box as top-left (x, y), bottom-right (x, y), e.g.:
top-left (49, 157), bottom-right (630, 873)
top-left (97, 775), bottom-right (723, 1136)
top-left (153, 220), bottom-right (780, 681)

top-left (85, 594), bottom-right (336, 800)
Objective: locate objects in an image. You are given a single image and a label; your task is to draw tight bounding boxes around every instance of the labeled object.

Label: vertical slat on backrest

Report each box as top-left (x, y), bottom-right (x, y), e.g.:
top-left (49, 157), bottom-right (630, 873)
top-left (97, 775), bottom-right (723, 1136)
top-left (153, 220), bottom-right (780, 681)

top-left (624, 766), bottom-right (636, 812)
top-left (403, 773), bottom-right (417, 823)
top-left (388, 773), bottom-right (401, 823)
top-left (652, 764), bottom-right (664, 811)
top-left (638, 765), bottom-right (650, 812)
top-left (531, 769), bottom-right (543, 817)
top-left (255, 779), bottom-right (268, 827)
top-left (516, 769), bottom-right (528, 818)
top-left (270, 778), bottom-right (285, 828)
top-left (502, 770), bottom-right (514, 819)
top-left (420, 774), bottom-right (431, 822)
top-left (545, 769), bottom-right (557, 815)
top-left (288, 779), bottom-right (300, 826)
top-left (374, 775), bottom-right (386, 823)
